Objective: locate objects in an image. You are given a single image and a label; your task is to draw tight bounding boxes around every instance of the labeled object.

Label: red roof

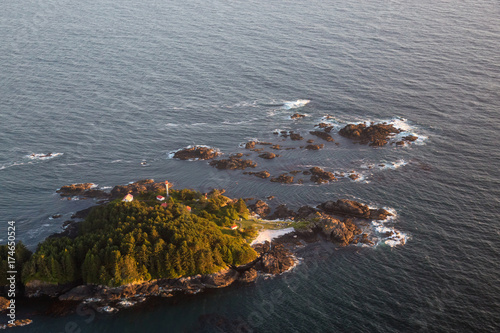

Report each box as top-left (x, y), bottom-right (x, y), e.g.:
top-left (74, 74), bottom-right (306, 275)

top-left (156, 195), bottom-right (165, 201)
top-left (186, 206), bottom-right (192, 211)
top-left (230, 224), bottom-right (238, 230)
top-left (161, 203), bottom-right (168, 208)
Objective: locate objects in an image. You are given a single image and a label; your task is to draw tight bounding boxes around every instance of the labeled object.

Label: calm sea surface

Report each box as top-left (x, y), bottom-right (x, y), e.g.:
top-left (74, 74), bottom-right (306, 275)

top-left (1, 0), bottom-right (499, 331)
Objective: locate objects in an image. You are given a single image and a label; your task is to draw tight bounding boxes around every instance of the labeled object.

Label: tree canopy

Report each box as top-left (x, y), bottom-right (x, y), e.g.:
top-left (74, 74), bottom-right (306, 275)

top-left (2, 189), bottom-right (257, 287)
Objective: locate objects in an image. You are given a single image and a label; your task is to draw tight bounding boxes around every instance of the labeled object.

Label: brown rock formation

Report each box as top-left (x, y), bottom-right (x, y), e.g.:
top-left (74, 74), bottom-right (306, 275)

top-left (209, 157), bottom-right (257, 170)
top-left (310, 167), bottom-right (337, 184)
top-left (339, 123), bottom-right (402, 146)
top-left (248, 200), bottom-right (271, 217)
top-left (270, 174), bottom-right (294, 184)
top-left (309, 131), bottom-right (334, 142)
top-left (243, 170), bottom-right (271, 179)
top-left (173, 146), bottom-right (220, 160)
top-left (258, 152), bottom-right (277, 159)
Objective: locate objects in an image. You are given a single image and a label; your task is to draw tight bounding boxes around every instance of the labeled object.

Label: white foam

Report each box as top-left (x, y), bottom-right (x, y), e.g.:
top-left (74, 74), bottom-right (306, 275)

top-left (250, 227), bottom-right (295, 246)
top-left (361, 159), bottom-right (408, 171)
top-left (282, 99), bottom-right (311, 110)
top-left (27, 152), bottom-right (64, 160)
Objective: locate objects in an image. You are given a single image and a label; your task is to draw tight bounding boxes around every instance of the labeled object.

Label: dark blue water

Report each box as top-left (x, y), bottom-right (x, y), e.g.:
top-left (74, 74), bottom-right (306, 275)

top-left (1, 0), bottom-right (499, 331)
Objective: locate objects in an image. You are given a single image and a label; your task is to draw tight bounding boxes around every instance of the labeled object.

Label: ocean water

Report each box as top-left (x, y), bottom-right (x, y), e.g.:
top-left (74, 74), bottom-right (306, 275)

top-left (1, 0), bottom-right (499, 331)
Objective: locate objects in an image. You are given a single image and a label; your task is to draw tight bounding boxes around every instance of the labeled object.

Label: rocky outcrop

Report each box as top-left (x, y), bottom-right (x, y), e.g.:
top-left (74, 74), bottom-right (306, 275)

top-left (110, 179), bottom-right (167, 199)
top-left (318, 199), bottom-right (393, 220)
top-left (245, 141), bottom-right (256, 149)
top-left (309, 131), bottom-right (334, 142)
top-left (238, 268), bottom-right (258, 283)
top-left (173, 146), bottom-right (220, 160)
top-left (209, 157), bottom-right (257, 170)
top-left (258, 152), bottom-right (278, 159)
top-left (248, 200), bottom-right (271, 217)
top-left (254, 243), bottom-right (295, 275)
top-left (310, 167), bottom-right (337, 184)
top-left (305, 144), bottom-right (324, 150)
top-left (296, 205), bottom-right (317, 219)
top-left (291, 113), bottom-right (306, 120)
top-left (0, 319), bottom-right (33, 329)
top-left (243, 170), bottom-right (271, 179)
top-left (315, 123), bottom-right (334, 132)
top-left (339, 123), bottom-right (402, 146)
top-left (294, 213), bottom-right (361, 246)
top-left (290, 132), bottom-right (303, 141)
top-left (0, 297), bottom-right (9, 311)
top-left (270, 174), bottom-right (294, 184)
top-left (268, 204), bottom-right (296, 220)
top-left (57, 183), bottom-right (110, 199)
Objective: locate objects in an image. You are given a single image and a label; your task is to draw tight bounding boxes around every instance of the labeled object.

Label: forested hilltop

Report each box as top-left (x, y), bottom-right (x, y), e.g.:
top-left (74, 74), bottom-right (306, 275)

top-left (1, 188), bottom-right (257, 288)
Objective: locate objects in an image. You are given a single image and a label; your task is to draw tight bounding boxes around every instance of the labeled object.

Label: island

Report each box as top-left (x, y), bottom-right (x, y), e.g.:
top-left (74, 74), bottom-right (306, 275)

top-left (0, 179), bottom-right (399, 316)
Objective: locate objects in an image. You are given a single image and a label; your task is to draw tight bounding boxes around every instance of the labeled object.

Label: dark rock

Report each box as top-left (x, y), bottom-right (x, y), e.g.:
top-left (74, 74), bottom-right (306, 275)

top-left (315, 123), bottom-right (334, 132)
top-left (319, 199), bottom-right (370, 218)
top-left (310, 167), bottom-right (337, 184)
top-left (209, 157), bottom-right (257, 170)
top-left (339, 123), bottom-right (402, 146)
top-left (403, 135), bottom-right (418, 142)
top-left (251, 148), bottom-right (264, 152)
top-left (268, 204), bottom-right (296, 220)
top-left (248, 200), bottom-right (271, 217)
top-left (231, 153), bottom-right (244, 158)
top-left (309, 131), bottom-right (334, 142)
top-left (110, 179), bottom-right (168, 199)
top-left (243, 170), bottom-right (271, 179)
top-left (296, 205), bottom-right (317, 219)
top-left (59, 285), bottom-right (95, 301)
top-left (305, 144), bottom-right (324, 150)
top-left (48, 220), bottom-right (80, 240)
top-left (302, 171), bottom-right (311, 175)
top-left (294, 213), bottom-right (361, 246)
top-left (271, 144), bottom-right (282, 150)
top-left (369, 208), bottom-right (394, 220)
top-left (270, 174), bottom-right (294, 184)
top-left (255, 243), bottom-right (295, 275)
top-left (52, 214), bottom-right (62, 219)
top-left (348, 173), bottom-right (360, 180)
top-left (306, 139), bottom-right (315, 143)
top-left (290, 132), bottom-right (303, 141)
top-left (173, 146), bottom-right (220, 160)
top-left (56, 183), bottom-right (94, 196)
top-left (289, 170), bottom-right (302, 175)
top-left (258, 152), bottom-right (277, 159)
top-left (70, 207), bottom-right (94, 219)
top-left (266, 195), bottom-right (275, 200)
top-left (239, 268), bottom-right (258, 283)
top-left (245, 141), bottom-right (256, 149)
top-left (291, 113), bottom-right (306, 120)
top-left (257, 142), bottom-right (273, 145)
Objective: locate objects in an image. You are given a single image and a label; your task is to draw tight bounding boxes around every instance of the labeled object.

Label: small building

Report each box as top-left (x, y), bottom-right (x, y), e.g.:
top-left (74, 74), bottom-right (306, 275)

top-left (161, 203), bottom-right (168, 208)
top-left (156, 195), bottom-right (165, 201)
top-left (122, 194), bottom-right (133, 202)
top-left (186, 206), bottom-right (192, 212)
top-left (230, 224), bottom-right (238, 230)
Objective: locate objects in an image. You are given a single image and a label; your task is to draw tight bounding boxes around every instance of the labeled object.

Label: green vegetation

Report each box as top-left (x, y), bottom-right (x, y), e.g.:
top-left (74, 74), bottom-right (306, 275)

top-left (0, 242), bottom-right (32, 286)
top-left (2, 189), bottom-right (260, 287)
